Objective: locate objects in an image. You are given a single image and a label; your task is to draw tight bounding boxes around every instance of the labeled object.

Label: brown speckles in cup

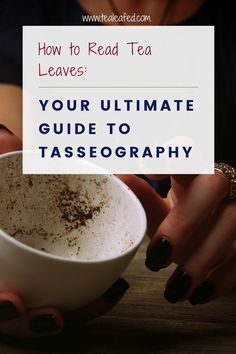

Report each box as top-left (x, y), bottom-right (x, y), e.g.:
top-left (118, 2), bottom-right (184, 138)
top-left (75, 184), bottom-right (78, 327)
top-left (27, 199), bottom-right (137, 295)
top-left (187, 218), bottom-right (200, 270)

top-left (58, 186), bottom-right (104, 232)
top-left (0, 154), bottom-right (135, 260)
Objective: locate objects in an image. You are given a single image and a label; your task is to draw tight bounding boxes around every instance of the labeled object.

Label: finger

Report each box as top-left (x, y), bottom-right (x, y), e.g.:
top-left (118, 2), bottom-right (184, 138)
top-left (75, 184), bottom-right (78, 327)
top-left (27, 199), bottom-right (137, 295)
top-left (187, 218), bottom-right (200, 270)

top-left (0, 292), bottom-right (27, 337)
top-left (0, 84), bottom-right (22, 138)
top-left (145, 173), bottom-right (230, 272)
top-left (183, 202), bottom-right (236, 290)
top-left (0, 125), bottom-right (22, 154)
top-left (28, 307), bottom-right (63, 336)
top-left (164, 201), bottom-right (236, 303)
top-left (2, 307), bottom-right (63, 338)
top-left (0, 292), bottom-right (63, 337)
top-left (189, 249), bottom-right (236, 305)
top-left (64, 278), bottom-right (129, 326)
top-left (117, 175), bottom-right (169, 236)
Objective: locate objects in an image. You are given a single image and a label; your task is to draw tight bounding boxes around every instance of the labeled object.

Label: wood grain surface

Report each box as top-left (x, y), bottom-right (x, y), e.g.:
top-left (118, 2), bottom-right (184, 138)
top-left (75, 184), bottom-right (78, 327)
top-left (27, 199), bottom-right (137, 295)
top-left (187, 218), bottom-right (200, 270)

top-left (1, 237), bottom-right (236, 354)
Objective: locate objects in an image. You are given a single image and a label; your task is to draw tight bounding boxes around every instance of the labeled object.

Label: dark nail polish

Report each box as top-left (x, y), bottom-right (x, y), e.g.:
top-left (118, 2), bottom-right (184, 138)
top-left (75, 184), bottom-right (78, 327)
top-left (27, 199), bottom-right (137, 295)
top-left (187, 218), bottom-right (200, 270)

top-left (164, 269), bottom-right (192, 303)
top-left (104, 278), bottom-right (130, 303)
top-left (145, 237), bottom-right (172, 271)
top-left (30, 314), bottom-right (60, 333)
top-left (189, 282), bottom-right (214, 305)
top-left (0, 300), bottom-right (21, 321)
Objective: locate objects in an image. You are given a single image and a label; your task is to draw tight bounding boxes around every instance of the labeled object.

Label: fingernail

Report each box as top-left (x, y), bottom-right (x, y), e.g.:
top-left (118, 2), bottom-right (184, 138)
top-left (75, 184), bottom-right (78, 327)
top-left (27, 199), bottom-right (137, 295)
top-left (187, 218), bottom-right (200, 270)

top-left (145, 237), bottom-right (172, 271)
top-left (0, 300), bottom-right (21, 321)
top-left (189, 282), bottom-right (214, 305)
top-left (104, 278), bottom-right (130, 303)
top-left (30, 314), bottom-right (61, 333)
top-left (164, 269), bottom-right (192, 303)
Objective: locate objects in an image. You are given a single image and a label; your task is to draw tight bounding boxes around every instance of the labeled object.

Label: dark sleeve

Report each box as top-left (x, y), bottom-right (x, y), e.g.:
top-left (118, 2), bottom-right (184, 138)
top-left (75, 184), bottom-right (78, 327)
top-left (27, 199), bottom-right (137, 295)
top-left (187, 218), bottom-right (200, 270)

top-left (0, 52), bottom-right (21, 85)
top-left (214, 0), bottom-right (236, 166)
top-left (0, 0), bottom-right (49, 86)
top-left (0, 1), bottom-right (21, 85)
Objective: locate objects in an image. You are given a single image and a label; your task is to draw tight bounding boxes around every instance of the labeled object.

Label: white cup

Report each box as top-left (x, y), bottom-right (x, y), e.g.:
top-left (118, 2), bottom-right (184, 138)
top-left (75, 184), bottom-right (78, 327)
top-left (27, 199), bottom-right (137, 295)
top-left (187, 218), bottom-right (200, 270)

top-left (0, 151), bottom-right (146, 311)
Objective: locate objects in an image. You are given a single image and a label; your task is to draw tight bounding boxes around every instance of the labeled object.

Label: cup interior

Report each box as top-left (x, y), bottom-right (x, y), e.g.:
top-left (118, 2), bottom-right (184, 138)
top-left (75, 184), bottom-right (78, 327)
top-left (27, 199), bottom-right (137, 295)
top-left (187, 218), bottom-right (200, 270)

top-left (0, 152), bottom-right (146, 261)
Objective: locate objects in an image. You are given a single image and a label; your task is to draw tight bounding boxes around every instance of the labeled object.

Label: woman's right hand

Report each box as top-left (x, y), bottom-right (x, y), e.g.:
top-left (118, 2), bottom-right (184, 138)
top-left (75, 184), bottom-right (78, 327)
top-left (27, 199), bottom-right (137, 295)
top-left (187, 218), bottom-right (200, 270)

top-left (0, 124), bottom-right (22, 153)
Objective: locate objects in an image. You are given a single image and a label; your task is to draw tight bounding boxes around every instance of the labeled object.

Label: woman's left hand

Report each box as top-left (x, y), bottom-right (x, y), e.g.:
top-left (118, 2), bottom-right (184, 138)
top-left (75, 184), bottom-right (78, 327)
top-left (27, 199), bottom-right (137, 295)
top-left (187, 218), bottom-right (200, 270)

top-left (119, 173), bottom-right (236, 305)
top-left (0, 126), bottom-right (129, 337)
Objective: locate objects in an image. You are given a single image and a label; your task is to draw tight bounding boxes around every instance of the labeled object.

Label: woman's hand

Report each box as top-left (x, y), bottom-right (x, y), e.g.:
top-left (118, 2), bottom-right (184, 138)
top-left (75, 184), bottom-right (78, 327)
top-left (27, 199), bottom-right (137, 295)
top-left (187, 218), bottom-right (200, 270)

top-left (119, 173), bottom-right (236, 305)
top-left (0, 124), bottom-right (22, 153)
top-left (0, 126), bottom-right (129, 337)
top-left (0, 278), bottom-right (129, 337)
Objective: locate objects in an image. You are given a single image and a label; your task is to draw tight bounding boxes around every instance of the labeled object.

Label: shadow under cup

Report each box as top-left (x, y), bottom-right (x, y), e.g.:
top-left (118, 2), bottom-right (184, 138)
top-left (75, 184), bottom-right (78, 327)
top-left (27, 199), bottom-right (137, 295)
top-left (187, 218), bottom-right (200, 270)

top-left (0, 151), bottom-right (146, 311)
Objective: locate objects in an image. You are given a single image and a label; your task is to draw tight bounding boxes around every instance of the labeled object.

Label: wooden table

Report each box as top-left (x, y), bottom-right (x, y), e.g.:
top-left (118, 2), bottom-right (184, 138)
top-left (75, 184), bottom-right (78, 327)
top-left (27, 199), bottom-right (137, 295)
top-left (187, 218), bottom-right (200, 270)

top-left (1, 237), bottom-right (236, 354)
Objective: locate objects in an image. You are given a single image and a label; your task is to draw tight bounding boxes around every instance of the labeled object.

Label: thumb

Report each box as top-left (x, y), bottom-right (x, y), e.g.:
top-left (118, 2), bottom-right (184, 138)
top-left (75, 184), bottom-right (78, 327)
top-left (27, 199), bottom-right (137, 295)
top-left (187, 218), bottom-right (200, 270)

top-left (0, 125), bottom-right (22, 154)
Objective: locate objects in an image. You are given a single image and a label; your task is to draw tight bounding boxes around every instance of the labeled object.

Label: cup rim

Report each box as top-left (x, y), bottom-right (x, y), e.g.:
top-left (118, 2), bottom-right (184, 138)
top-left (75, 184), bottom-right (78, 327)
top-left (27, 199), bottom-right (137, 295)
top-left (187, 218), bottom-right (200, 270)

top-left (0, 150), bottom-right (147, 265)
